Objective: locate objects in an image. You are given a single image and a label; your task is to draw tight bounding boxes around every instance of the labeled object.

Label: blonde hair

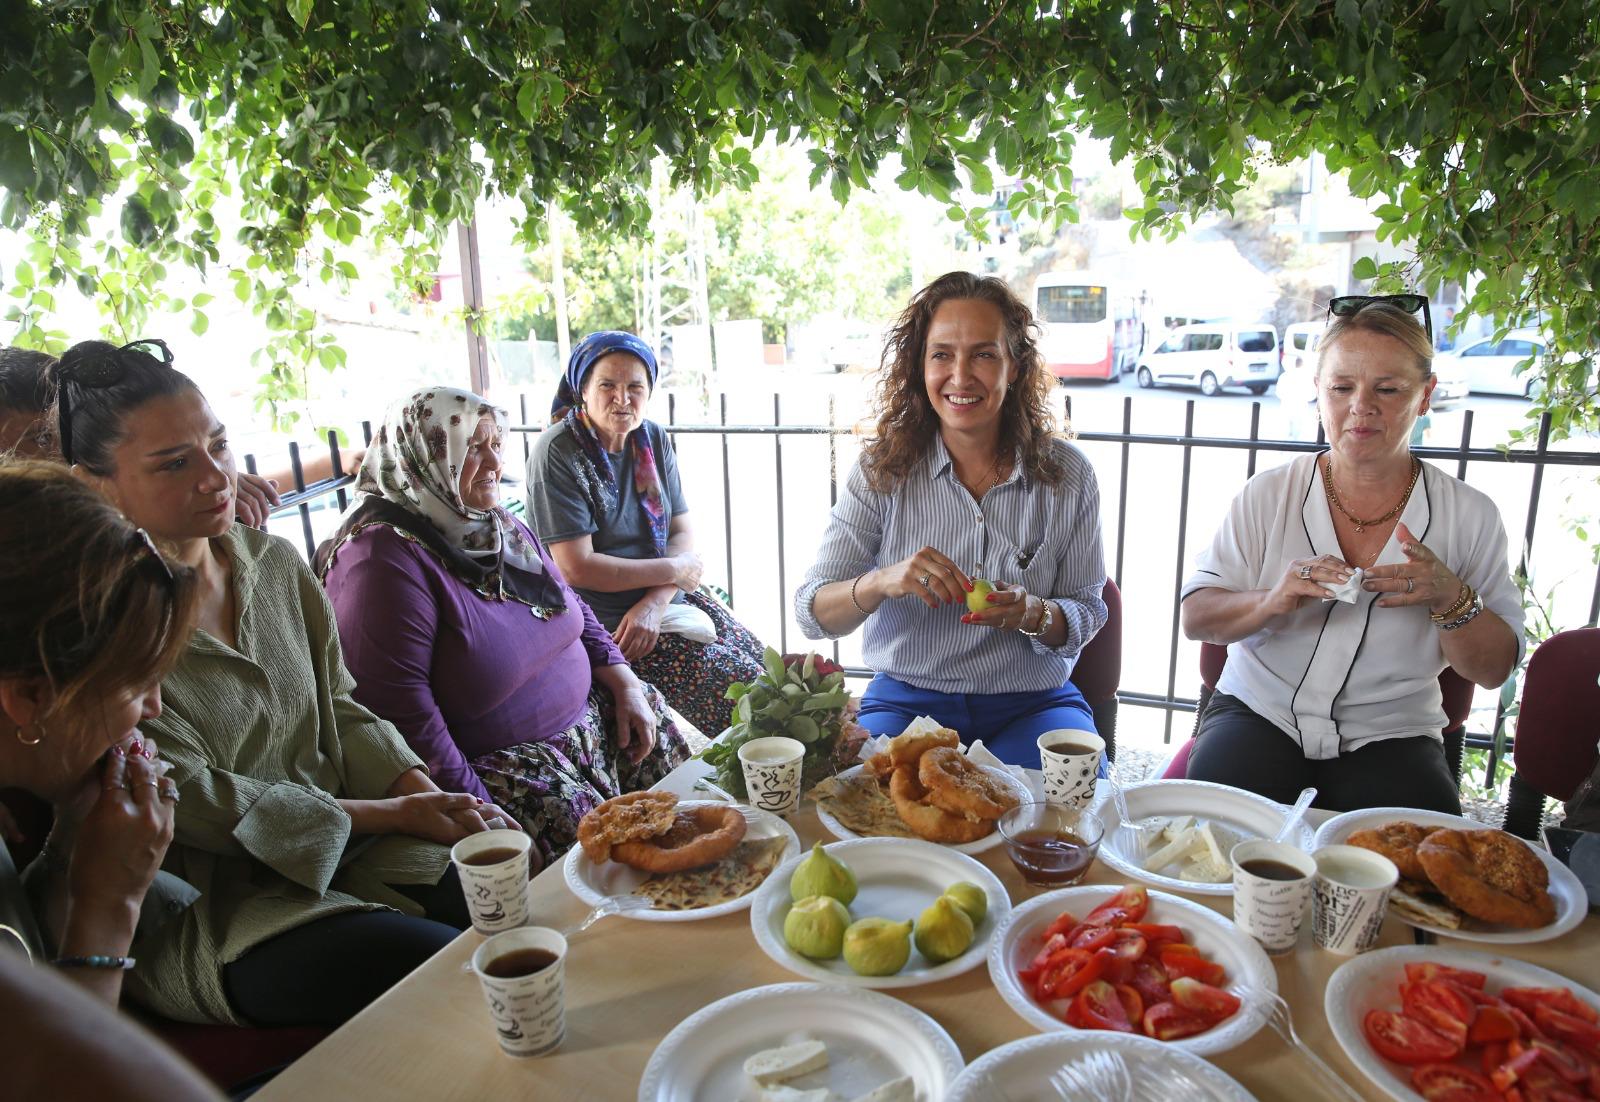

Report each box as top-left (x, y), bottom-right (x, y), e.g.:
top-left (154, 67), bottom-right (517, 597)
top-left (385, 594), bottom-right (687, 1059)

top-left (0, 460), bottom-right (196, 722)
top-left (1318, 303), bottom-right (1434, 377)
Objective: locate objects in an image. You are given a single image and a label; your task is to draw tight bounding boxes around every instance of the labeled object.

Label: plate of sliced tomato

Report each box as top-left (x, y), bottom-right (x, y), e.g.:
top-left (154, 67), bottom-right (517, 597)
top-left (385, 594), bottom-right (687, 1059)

top-left (1326, 945), bottom-right (1600, 1102)
top-left (986, 883), bottom-right (1276, 1057)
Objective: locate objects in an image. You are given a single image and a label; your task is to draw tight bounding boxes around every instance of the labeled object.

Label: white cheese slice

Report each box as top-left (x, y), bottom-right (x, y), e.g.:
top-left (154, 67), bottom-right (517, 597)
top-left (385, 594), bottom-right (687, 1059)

top-left (1144, 829), bottom-right (1205, 871)
top-left (762, 1087), bottom-right (835, 1102)
top-left (849, 1075), bottom-right (915, 1102)
top-left (745, 1041), bottom-right (830, 1086)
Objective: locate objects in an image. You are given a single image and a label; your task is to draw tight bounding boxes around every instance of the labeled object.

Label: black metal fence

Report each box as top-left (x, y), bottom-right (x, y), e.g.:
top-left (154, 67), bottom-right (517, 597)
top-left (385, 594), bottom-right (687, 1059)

top-left (254, 393), bottom-right (1600, 781)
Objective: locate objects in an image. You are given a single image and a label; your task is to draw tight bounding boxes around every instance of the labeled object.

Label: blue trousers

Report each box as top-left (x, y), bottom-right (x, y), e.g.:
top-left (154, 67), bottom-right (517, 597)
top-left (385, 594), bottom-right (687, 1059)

top-left (856, 674), bottom-right (1097, 772)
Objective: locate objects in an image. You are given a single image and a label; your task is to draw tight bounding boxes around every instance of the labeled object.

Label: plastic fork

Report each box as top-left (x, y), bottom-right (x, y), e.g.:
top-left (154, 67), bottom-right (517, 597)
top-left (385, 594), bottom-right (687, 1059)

top-left (1249, 987), bottom-right (1368, 1102)
top-left (559, 894), bottom-right (654, 938)
top-left (1108, 759), bottom-right (1165, 861)
top-left (1049, 1049), bottom-right (1133, 1100)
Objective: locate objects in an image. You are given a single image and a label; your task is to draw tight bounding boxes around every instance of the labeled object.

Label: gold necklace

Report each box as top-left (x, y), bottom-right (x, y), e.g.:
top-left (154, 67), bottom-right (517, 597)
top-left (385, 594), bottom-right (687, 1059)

top-left (1322, 455), bottom-right (1420, 532)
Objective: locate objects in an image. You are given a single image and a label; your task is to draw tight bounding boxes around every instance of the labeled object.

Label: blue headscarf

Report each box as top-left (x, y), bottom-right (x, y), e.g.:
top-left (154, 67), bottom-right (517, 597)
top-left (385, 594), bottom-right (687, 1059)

top-left (550, 331), bottom-right (659, 421)
top-left (549, 331), bottom-right (669, 555)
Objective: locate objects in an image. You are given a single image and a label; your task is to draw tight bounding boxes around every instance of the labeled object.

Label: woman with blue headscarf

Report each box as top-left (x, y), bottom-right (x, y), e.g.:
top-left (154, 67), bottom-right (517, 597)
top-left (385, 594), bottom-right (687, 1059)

top-left (527, 332), bottom-right (768, 737)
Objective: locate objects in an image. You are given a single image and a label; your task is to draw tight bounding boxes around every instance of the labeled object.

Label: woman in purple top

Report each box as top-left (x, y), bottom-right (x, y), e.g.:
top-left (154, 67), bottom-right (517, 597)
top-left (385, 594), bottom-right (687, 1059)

top-left (319, 387), bottom-right (690, 870)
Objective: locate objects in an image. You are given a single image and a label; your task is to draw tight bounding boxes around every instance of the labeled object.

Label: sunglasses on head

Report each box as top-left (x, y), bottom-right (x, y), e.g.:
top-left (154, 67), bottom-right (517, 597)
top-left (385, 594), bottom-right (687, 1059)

top-left (56, 339), bottom-right (175, 466)
top-left (1327, 294), bottom-right (1432, 342)
top-left (130, 526), bottom-right (177, 586)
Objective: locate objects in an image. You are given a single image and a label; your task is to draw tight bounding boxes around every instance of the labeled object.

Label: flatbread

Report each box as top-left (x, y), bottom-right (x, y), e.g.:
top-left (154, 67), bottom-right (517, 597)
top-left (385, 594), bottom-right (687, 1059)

top-left (809, 772), bottom-right (918, 840)
top-left (632, 835), bottom-right (790, 911)
top-left (1389, 880), bottom-right (1464, 930)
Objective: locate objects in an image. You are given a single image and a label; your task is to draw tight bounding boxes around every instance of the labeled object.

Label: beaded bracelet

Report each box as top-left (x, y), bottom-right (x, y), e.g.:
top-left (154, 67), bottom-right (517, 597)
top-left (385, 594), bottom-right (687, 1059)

top-left (1429, 582), bottom-right (1476, 624)
top-left (849, 573), bottom-right (870, 617)
top-left (1436, 591), bottom-right (1484, 631)
top-left (54, 955), bottom-right (135, 971)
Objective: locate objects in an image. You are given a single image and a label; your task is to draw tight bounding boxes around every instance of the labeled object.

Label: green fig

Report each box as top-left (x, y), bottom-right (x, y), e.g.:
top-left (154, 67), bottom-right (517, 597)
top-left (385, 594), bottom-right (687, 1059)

top-left (789, 841), bottom-right (858, 905)
top-left (965, 578), bottom-right (996, 615)
top-left (783, 895), bottom-right (851, 960)
top-left (941, 881), bottom-right (988, 927)
top-left (914, 895), bottom-right (975, 963)
top-left (841, 917), bottom-right (914, 976)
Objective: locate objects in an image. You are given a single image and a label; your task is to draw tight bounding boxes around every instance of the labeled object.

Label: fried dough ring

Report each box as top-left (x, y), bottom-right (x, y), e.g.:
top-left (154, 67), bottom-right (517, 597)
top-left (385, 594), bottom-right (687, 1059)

top-left (577, 791), bottom-right (679, 864)
top-left (611, 804), bottom-right (748, 873)
top-left (863, 751), bottom-right (895, 780)
top-left (888, 727), bottom-right (959, 767)
top-left (1416, 828), bottom-right (1555, 929)
top-left (1347, 821), bottom-right (1432, 882)
top-left (918, 746), bottom-right (1018, 821)
top-left (888, 765), bottom-right (994, 844)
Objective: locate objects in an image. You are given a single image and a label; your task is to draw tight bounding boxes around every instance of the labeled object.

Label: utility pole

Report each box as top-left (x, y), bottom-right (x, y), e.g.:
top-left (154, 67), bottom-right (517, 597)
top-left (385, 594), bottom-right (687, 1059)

top-left (549, 200), bottom-right (570, 368)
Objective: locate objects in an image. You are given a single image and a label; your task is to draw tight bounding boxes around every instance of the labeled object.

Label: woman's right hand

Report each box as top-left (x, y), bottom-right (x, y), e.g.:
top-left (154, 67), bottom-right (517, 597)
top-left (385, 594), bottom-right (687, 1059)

top-left (880, 547), bottom-right (973, 609)
top-left (65, 740), bottom-right (176, 920)
top-left (671, 551), bottom-right (704, 592)
top-left (388, 791), bottom-right (499, 846)
top-left (1263, 554), bottom-right (1352, 616)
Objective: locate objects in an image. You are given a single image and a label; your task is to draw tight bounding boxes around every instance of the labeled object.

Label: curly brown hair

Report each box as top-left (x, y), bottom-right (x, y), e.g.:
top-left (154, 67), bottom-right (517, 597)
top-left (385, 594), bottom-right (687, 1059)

top-left (860, 271), bottom-right (1068, 492)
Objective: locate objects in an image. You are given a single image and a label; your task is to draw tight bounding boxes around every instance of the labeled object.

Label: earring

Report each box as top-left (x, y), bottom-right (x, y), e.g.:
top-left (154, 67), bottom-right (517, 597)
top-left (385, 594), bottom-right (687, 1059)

top-left (14, 723), bottom-right (43, 746)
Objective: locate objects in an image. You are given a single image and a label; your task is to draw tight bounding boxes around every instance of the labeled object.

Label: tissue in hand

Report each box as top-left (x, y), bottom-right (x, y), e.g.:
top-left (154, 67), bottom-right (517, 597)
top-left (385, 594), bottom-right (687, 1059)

top-left (1322, 567), bottom-right (1364, 604)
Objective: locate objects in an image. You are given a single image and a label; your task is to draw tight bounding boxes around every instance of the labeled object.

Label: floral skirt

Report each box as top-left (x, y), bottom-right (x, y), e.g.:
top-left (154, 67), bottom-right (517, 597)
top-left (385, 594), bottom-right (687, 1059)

top-left (628, 589), bottom-right (767, 738)
top-left (469, 680), bottom-right (691, 873)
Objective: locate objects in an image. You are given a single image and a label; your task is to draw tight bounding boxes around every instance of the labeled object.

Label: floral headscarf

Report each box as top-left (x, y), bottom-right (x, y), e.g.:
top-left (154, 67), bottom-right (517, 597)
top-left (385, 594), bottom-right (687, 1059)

top-left (550, 331), bottom-right (668, 555)
top-left (319, 387), bottom-right (565, 614)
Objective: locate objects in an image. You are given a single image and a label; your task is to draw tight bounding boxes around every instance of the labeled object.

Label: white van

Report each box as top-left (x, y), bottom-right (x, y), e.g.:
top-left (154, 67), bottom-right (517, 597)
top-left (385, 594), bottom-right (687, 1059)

top-left (1135, 321), bottom-right (1280, 396)
top-left (1281, 322), bottom-right (1325, 373)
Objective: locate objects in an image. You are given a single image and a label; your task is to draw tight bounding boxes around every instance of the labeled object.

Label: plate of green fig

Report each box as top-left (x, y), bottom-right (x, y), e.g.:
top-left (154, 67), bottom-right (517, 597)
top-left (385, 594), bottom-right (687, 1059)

top-left (749, 837), bottom-right (1011, 989)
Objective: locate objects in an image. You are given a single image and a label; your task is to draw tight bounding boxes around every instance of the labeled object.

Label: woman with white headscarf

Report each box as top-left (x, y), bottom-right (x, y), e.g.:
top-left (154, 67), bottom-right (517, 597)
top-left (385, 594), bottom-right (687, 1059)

top-left (320, 386), bottom-right (690, 871)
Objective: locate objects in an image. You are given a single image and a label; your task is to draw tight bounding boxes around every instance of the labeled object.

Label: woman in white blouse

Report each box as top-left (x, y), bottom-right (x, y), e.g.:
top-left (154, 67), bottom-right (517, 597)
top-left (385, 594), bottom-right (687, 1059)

top-left (1181, 297), bottom-right (1519, 813)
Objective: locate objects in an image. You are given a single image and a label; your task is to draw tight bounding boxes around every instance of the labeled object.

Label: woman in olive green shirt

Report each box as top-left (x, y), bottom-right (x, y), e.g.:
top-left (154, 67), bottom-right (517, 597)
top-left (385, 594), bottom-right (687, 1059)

top-left (52, 339), bottom-right (519, 1027)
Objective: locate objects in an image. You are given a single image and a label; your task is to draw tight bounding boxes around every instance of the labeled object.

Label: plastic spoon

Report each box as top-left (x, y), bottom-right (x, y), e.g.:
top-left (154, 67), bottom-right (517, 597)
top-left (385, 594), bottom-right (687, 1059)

top-left (1273, 787), bottom-right (1317, 845)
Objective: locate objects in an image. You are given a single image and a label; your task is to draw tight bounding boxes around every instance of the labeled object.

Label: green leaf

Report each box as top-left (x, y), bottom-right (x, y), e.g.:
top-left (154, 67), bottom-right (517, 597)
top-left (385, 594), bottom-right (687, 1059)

top-left (1351, 255), bottom-right (1378, 280)
top-left (287, 0), bottom-right (314, 30)
top-left (190, 311), bottom-right (209, 336)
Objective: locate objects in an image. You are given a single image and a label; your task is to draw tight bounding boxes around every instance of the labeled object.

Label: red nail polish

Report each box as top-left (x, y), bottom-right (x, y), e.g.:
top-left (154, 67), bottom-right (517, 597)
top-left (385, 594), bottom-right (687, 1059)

top-left (112, 746), bottom-right (125, 758)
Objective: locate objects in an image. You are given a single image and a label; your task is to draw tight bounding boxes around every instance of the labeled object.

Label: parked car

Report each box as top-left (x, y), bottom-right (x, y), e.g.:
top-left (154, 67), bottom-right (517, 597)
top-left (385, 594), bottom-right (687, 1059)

top-left (1434, 328), bottom-right (1548, 397)
top-left (1429, 355), bottom-right (1470, 407)
top-left (1280, 321), bottom-right (1325, 374)
top-left (1135, 321), bottom-right (1280, 396)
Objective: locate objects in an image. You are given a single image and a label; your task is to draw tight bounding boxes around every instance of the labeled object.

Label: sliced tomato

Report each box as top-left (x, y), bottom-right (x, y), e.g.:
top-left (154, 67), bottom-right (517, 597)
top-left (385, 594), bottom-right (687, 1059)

top-left (1082, 885), bottom-right (1149, 927)
top-left (1504, 990), bottom-right (1600, 1026)
top-left (1095, 931), bottom-right (1147, 983)
top-left (1402, 980), bottom-right (1475, 1047)
top-left (1509, 1005), bottom-right (1551, 1043)
top-left (1517, 1064), bottom-right (1587, 1102)
top-left (1364, 1009), bottom-right (1463, 1066)
top-left (1023, 932), bottom-right (1069, 976)
top-left (1035, 947), bottom-right (1105, 1002)
top-left (1405, 962), bottom-right (1489, 990)
top-left (1450, 982), bottom-right (1507, 1010)
top-left (1481, 1041), bottom-right (1512, 1078)
top-left (1128, 959), bottom-right (1172, 1008)
top-left (1529, 1041), bottom-right (1589, 1085)
top-left (1410, 1063), bottom-right (1500, 1102)
top-left (1041, 912), bottom-right (1081, 943)
top-left (1170, 977), bottom-right (1242, 1020)
top-left (1126, 922), bottom-right (1186, 945)
top-left (1066, 980), bottom-right (1136, 1032)
top-left (1144, 1000), bottom-right (1214, 1040)
top-left (1469, 1005), bottom-right (1522, 1045)
top-left (1534, 1007), bottom-right (1600, 1054)
top-left (1068, 923), bottom-right (1118, 952)
top-left (1114, 983), bottom-right (1145, 1026)
top-left (1492, 1048), bottom-right (1550, 1094)
top-left (1158, 944), bottom-right (1227, 986)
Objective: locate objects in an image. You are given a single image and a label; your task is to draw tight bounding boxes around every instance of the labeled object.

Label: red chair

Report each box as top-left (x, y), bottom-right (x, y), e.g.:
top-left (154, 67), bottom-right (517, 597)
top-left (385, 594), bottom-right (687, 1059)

top-left (0, 788), bottom-right (326, 1091)
top-left (1163, 643), bottom-right (1474, 782)
top-left (1503, 628), bottom-right (1600, 839)
top-left (1069, 578), bottom-right (1123, 761)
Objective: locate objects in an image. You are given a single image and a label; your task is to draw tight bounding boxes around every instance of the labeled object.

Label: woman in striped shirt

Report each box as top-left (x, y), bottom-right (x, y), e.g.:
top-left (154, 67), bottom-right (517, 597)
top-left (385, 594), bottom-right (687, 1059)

top-left (795, 272), bottom-right (1108, 769)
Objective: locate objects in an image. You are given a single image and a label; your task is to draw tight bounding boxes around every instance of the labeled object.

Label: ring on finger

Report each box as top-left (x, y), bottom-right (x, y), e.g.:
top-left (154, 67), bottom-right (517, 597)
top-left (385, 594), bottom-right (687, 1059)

top-left (918, 572), bottom-right (931, 587)
top-left (1298, 564), bottom-right (1313, 580)
top-left (158, 785), bottom-right (179, 803)
top-left (1405, 577), bottom-right (1415, 594)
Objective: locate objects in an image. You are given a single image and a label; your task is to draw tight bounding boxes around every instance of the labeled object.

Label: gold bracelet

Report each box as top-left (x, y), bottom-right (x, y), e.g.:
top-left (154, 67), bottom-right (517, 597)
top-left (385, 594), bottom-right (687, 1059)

top-left (849, 573), bottom-right (870, 618)
top-left (1429, 582), bottom-right (1474, 624)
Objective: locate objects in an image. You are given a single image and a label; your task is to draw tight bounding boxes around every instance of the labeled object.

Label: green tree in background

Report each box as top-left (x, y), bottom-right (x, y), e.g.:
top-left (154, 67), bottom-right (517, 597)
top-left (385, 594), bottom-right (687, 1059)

top-left (1, 0), bottom-right (1596, 438)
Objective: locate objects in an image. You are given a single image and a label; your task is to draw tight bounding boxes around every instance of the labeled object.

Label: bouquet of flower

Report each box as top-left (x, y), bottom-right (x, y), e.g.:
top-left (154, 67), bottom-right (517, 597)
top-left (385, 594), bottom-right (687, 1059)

top-left (699, 649), bottom-right (862, 799)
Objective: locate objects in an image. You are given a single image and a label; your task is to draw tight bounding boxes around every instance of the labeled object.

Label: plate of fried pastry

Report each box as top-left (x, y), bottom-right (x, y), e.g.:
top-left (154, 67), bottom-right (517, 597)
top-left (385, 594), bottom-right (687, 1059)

top-left (1314, 807), bottom-right (1586, 943)
top-left (809, 726), bottom-right (1029, 854)
top-left (565, 792), bottom-right (800, 921)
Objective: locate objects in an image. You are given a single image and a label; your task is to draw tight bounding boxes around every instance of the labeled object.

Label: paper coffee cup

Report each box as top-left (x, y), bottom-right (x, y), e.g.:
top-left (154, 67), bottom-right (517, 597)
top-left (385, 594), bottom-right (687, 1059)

top-left (1037, 730), bottom-right (1104, 810)
top-left (471, 926), bottom-right (567, 1057)
top-left (1311, 844), bottom-right (1399, 955)
top-left (451, 829), bottom-right (532, 935)
top-left (739, 736), bottom-right (805, 815)
top-left (1230, 839), bottom-right (1317, 955)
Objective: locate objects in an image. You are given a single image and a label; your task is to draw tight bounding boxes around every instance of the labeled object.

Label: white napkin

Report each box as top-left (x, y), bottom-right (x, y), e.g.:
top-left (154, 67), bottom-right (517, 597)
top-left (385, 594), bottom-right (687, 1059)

top-left (1322, 567), bottom-right (1364, 604)
top-left (856, 718), bottom-right (1028, 787)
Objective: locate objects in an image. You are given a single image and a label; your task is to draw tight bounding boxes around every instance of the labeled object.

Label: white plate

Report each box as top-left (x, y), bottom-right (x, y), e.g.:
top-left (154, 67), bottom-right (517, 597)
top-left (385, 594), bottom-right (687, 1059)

top-left (1313, 806), bottom-right (1587, 943)
top-left (814, 762), bottom-right (1032, 854)
top-left (987, 884), bottom-right (1276, 1056)
top-left (562, 802), bottom-right (799, 922)
top-left (637, 981), bottom-right (963, 1102)
top-left (1325, 945), bottom-right (1600, 1102)
top-left (749, 836), bottom-right (1011, 989)
top-left (1091, 779), bottom-right (1315, 896)
top-left (946, 1030), bottom-right (1255, 1102)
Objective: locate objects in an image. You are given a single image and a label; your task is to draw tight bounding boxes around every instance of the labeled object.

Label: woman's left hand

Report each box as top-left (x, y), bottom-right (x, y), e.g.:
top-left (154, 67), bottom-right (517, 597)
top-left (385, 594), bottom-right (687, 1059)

top-left (1362, 522), bottom-right (1465, 611)
top-left (959, 582), bottom-right (1040, 632)
top-left (610, 676), bottom-right (658, 765)
top-left (613, 599), bottom-right (663, 662)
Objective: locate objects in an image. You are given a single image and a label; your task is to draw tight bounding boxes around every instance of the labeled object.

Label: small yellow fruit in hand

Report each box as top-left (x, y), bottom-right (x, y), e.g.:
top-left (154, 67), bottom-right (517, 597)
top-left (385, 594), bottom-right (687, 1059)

top-left (965, 578), bottom-right (995, 615)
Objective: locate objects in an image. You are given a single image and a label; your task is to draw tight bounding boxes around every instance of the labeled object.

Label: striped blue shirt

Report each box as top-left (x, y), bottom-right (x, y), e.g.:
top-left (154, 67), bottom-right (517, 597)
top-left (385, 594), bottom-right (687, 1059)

top-left (794, 435), bottom-right (1107, 695)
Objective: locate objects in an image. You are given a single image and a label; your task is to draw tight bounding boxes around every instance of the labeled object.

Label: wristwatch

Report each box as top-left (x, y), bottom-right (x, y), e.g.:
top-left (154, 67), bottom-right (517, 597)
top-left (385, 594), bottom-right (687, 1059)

top-left (1018, 599), bottom-right (1055, 639)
